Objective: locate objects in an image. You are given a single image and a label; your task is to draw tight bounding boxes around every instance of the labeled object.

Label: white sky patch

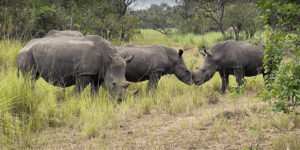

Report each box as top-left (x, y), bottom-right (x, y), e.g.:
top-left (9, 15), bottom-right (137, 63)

top-left (132, 0), bottom-right (178, 10)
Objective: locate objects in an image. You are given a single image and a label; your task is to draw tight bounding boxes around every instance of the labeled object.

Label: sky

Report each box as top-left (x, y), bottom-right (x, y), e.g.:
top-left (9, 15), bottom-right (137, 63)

top-left (132, 0), bottom-right (178, 10)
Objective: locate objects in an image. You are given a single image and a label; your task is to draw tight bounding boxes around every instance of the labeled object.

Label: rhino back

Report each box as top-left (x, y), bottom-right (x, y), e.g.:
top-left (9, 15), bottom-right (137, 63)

top-left (117, 45), bottom-right (173, 82)
top-left (45, 30), bottom-right (83, 37)
top-left (21, 35), bottom-right (109, 87)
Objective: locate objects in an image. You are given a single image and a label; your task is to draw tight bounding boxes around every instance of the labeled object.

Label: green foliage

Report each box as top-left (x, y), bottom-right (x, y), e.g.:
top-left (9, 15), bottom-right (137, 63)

top-left (257, 0), bottom-right (300, 114)
top-left (144, 3), bottom-right (176, 37)
top-left (224, 1), bottom-right (258, 41)
top-left (0, 0), bottom-right (35, 41)
top-left (35, 5), bottom-right (62, 36)
top-left (230, 78), bottom-right (247, 94)
top-left (126, 29), bottom-right (223, 48)
top-left (242, 145), bottom-right (259, 150)
top-left (0, 0), bottom-right (141, 43)
top-left (189, 58), bottom-right (198, 70)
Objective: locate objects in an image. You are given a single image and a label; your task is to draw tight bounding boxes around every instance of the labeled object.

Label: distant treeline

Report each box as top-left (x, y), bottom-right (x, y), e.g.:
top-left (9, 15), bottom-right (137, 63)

top-left (0, 0), bottom-right (141, 43)
top-left (0, 0), bottom-right (284, 42)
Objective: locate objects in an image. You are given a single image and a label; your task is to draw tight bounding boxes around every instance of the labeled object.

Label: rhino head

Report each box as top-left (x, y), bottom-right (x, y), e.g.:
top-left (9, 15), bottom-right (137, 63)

top-left (193, 49), bottom-right (217, 85)
top-left (104, 54), bottom-right (139, 101)
top-left (173, 49), bottom-right (193, 85)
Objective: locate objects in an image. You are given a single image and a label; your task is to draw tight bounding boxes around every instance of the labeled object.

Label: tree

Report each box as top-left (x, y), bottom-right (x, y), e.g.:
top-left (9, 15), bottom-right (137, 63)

top-left (0, 0), bottom-right (35, 41)
top-left (33, 0), bottom-right (65, 37)
top-left (143, 3), bottom-right (176, 37)
top-left (224, 0), bottom-right (258, 40)
top-left (258, 0), bottom-right (300, 114)
top-left (110, 0), bottom-right (140, 41)
top-left (174, 0), bottom-right (199, 34)
top-left (200, 0), bottom-right (231, 36)
top-left (0, 0), bottom-right (142, 44)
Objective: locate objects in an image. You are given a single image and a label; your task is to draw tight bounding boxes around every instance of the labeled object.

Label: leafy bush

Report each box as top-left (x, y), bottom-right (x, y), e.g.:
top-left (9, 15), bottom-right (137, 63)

top-left (257, 0), bottom-right (300, 114)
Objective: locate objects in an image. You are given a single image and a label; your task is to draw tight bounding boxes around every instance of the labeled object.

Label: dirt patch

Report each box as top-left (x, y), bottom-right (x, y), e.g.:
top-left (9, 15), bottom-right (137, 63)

top-left (30, 93), bottom-right (300, 150)
top-left (216, 110), bottom-right (250, 119)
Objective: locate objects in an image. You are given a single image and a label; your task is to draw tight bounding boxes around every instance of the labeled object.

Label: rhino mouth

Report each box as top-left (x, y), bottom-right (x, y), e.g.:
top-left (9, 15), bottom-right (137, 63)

top-left (184, 80), bottom-right (193, 85)
top-left (187, 82), bottom-right (193, 85)
top-left (194, 80), bottom-right (204, 85)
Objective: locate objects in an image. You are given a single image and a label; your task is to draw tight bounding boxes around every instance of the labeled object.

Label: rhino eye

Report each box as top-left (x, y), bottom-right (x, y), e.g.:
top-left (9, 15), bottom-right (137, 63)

top-left (202, 69), bottom-right (206, 72)
top-left (185, 70), bottom-right (189, 73)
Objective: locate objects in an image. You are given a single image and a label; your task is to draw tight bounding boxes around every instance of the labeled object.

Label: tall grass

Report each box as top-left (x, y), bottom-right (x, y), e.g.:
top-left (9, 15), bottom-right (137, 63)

top-left (126, 29), bottom-right (223, 49)
top-left (0, 30), bottom-right (292, 149)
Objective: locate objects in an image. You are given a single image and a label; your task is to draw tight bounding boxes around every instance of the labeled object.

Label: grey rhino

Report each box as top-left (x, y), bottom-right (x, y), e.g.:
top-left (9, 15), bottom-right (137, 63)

top-left (116, 45), bottom-right (193, 92)
top-left (45, 30), bottom-right (83, 37)
top-left (193, 40), bottom-right (271, 94)
top-left (227, 26), bottom-right (236, 32)
top-left (17, 34), bottom-right (139, 101)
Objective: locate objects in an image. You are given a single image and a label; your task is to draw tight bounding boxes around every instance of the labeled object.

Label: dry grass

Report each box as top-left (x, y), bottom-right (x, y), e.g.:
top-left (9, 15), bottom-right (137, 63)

top-left (1, 31), bottom-right (299, 149)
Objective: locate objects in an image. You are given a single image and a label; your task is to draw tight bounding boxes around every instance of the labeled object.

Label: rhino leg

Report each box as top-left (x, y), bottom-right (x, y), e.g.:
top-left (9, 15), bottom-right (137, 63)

top-left (90, 77), bottom-right (104, 96)
top-left (147, 72), bottom-right (162, 93)
top-left (75, 75), bottom-right (93, 95)
top-left (234, 69), bottom-right (245, 86)
top-left (218, 71), bottom-right (229, 94)
top-left (30, 71), bottom-right (40, 90)
top-left (20, 65), bottom-right (40, 91)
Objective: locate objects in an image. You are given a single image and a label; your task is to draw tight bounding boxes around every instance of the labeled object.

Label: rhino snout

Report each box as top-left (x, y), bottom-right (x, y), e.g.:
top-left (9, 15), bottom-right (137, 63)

top-left (185, 79), bottom-right (193, 85)
top-left (194, 80), bottom-right (203, 85)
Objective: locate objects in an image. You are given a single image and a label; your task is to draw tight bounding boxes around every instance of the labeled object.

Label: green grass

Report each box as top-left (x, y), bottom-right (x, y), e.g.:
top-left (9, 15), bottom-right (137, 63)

top-left (125, 29), bottom-right (223, 49)
top-left (0, 30), bottom-right (297, 149)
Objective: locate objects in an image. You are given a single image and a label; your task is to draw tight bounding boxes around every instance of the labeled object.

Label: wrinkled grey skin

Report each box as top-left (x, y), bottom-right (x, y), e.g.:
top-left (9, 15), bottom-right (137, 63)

top-left (45, 30), bottom-right (83, 37)
top-left (117, 45), bottom-right (193, 93)
top-left (193, 40), bottom-right (271, 94)
top-left (17, 35), bottom-right (138, 101)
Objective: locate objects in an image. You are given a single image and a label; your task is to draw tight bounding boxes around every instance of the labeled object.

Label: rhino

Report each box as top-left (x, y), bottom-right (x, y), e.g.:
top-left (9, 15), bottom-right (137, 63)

top-left (193, 40), bottom-right (271, 94)
top-left (17, 34), bottom-right (139, 101)
top-left (45, 30), bottom-right (83, 37)
top-left (116, 45), bottom-right (193, 92)
top-left (227, 26), bottom-right (236, 32)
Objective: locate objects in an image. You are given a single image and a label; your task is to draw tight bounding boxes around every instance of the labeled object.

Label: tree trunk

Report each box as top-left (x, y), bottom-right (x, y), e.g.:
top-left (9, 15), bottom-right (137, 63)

top-left (218, 23), bottom-right (225, 36)
top-left (121, 29), bottom-right (125, 41)
top-left (70, 0), bottom-right (74, 30)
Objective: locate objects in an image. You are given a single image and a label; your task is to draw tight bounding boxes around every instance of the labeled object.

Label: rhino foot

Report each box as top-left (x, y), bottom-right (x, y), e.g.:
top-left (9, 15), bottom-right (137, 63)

top-left (218, 89), bottom-right (226, 95)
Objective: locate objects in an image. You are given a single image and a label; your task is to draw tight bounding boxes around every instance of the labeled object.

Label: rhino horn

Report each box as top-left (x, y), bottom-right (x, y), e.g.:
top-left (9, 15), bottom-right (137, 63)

top-left (204, 48), bottom-right (212, 57)
top-left (121, 82), bottom-right (130, 89)
top-left (124, 55), bottom-right (134, 63)
top-left (132, 88), bottom-right (140, 95)
top-left (199, 50), bottom-right (206, 57)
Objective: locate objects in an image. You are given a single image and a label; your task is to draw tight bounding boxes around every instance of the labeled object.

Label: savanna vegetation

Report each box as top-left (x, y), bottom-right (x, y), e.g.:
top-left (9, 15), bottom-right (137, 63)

top-left (1, 0), bottom-right (300, 149)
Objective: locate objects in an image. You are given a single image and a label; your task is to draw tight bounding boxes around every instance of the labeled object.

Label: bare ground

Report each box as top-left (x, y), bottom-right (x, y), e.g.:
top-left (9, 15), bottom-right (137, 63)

top-left (31, 92), bottom-right (300, 150)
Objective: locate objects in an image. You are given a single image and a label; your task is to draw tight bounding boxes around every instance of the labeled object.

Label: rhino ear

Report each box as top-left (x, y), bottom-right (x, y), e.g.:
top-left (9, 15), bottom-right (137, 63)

top-left (178, 49), bottom-right (183, 57)
top-left (124, 55), bottom-right (134, 63)
top-left (204, 49), bottom-right (212, 57)
top-left (199, 50), bottom-right (206, 57)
